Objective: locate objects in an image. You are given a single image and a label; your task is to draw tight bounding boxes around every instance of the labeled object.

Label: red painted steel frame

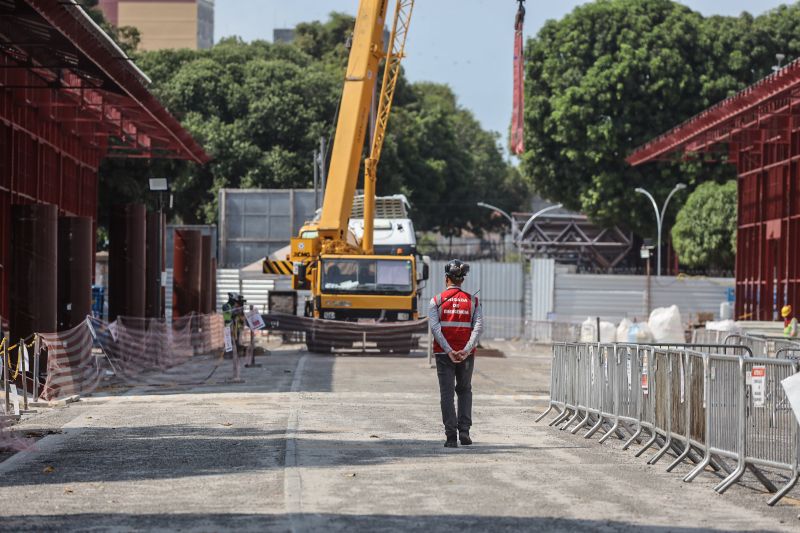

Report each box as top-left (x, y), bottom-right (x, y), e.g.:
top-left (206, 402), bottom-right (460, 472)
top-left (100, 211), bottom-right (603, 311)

top-left (629, 60), bottom-right (800, 321)
top-left (0, 0), bottom-right (209, 322)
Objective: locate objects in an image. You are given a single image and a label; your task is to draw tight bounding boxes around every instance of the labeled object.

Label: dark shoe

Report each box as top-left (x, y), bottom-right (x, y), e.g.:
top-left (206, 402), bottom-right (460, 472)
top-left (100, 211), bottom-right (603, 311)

top-left (459, 432), bottom-right (472, 446)
top-left (444, 437), bottom-right (458, 448)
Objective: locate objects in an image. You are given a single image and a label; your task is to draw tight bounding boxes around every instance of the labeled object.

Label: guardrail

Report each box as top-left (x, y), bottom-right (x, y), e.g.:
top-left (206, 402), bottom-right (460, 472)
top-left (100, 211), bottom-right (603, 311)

top-left (537, 342), bottom-right (800, 506)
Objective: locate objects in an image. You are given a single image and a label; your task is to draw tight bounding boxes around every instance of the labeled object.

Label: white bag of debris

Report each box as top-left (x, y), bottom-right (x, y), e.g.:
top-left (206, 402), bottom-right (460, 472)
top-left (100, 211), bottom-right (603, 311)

top-left (617, 319), bottom-right (632, 343)
top-left (580, 317), bottom-right (616, 343)
top-left (705, 319), bottom-right (737, 332)
top-left (628, 322), bottom-right (654, 343)
top-left (648, 305), bottom-right (684, 343)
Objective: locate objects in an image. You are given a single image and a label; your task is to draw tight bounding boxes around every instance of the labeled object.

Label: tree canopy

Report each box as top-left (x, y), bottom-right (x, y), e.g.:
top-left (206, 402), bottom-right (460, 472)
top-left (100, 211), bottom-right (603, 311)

top-left (671, 181), bottom-right (737, 270)
top-left (521, 0), bottom-right (800, 235)
top-left (96, 12), bottom-right (527, 237)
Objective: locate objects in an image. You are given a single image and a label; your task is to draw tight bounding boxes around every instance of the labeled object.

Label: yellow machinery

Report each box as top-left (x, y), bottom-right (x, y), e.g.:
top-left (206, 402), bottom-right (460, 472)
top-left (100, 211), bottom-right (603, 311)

top-left (277, 0), bottom-right (426, 349)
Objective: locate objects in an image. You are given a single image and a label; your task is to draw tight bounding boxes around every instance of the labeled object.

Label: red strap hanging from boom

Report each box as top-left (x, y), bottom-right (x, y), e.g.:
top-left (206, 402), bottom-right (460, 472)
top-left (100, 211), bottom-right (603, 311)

top-left (511, 0), bottom-right (526, 155)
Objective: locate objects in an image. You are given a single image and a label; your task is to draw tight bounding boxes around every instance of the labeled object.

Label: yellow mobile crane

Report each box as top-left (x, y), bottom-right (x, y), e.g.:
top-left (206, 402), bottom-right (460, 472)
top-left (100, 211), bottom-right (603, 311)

top-left (282, 0), bottom-right (425, 350)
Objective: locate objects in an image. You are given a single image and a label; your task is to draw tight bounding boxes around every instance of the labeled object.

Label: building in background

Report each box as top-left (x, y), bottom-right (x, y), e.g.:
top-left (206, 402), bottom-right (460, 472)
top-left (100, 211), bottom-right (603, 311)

top-left (273, 29), bottom-right (296, 44)
top-left (99, 0), bottom-right (214, 50)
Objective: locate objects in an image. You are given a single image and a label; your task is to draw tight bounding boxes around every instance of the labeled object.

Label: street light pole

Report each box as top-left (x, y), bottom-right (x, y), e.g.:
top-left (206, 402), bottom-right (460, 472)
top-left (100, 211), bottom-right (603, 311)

top-left (517, 204), bottom-right (564, 248)
top-left (635, 183), bottom-right (686, 277)
top-left (477, 202), bottom-right (518, 259)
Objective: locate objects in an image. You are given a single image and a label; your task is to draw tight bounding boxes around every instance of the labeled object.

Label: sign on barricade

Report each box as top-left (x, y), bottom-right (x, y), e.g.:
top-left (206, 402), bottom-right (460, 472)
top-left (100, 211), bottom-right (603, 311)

top-left (223, 325), bottom-right (233, 353)
top-left (245, 310), bottom-right (265, 331)
top-left (641, 353), bottom-right (649, 395)
top-left (751, 365), bottom-right (766, 407)
top-left (8, 384), bottom-right (19, 415)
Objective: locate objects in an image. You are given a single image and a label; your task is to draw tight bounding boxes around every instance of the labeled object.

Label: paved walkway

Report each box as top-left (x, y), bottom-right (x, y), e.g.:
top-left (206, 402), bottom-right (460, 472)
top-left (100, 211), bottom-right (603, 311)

top-left (0, 344), bottom-right (798, 531)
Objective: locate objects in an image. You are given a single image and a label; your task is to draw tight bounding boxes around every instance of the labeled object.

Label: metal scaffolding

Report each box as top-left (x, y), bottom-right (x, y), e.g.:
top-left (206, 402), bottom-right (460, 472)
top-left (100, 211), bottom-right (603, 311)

top-left (1, 0), bottom-right (208, 321)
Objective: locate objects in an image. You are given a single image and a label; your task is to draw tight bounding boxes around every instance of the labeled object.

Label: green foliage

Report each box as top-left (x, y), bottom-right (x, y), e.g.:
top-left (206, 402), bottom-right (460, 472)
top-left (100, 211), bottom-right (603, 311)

top-left (671, 181), bottom-right (737, 270)
top-left (80, 0), bottom-right (140, 54)
top-left (521, 0), bottom-right (798, 236)
top-left (99, 13), bottom-right (527, 236)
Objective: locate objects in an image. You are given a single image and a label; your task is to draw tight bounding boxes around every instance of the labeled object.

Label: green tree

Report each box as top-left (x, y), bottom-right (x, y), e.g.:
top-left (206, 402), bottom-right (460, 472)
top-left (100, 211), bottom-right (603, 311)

top-left (81, 0), bottom-right (140, 54)
top-left (671, 180), bottom-right (737, 270)
top-left (521, 0), bottom-right (799, 235)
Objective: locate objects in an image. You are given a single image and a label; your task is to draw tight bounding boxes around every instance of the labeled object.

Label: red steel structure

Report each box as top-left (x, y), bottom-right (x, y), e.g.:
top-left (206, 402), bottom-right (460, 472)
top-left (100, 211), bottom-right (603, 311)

top-left (628, 60), bottom-right (800, 321)
top-left (1, 0), bottom-right (208, 322)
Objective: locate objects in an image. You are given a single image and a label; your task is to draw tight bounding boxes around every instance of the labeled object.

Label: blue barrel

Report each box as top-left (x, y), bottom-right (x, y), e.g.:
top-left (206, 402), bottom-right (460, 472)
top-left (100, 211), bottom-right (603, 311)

top-left (92, 286), bottom-right (105, 319)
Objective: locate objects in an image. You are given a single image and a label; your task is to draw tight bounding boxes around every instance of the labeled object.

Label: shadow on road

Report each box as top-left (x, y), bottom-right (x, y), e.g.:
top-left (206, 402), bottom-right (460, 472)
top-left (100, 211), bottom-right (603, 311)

top-left (0, 512), bottom-right (757, 532)
top-left (0, 425), bottom-right (532, 487)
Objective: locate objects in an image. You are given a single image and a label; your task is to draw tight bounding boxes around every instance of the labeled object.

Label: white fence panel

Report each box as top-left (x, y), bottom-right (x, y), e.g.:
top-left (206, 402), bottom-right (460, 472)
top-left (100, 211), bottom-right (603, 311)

top-left (551, 273), bottom-right (734, 324)
top-left (530, 258), bottom-right (555, 321)
top-left (422, 261), bottom-right (525, 339)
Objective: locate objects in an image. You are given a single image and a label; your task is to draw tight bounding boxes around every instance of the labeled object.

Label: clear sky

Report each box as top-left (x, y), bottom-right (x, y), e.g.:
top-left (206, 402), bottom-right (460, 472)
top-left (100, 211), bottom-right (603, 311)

top-left (215, 1), bottom-right (789, 142)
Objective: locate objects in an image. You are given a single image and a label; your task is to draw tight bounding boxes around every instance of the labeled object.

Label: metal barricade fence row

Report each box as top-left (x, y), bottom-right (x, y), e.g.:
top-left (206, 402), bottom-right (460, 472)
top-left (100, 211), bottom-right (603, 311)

top-left (537, 342), bottom-right (800, 506)
top-left (723, 333), bottom-right (800, 358)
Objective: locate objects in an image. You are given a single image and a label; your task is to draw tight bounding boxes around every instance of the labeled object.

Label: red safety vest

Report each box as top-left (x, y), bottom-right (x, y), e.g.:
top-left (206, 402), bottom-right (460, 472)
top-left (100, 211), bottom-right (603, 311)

top-left (433, 287), bottom-right (478, 354)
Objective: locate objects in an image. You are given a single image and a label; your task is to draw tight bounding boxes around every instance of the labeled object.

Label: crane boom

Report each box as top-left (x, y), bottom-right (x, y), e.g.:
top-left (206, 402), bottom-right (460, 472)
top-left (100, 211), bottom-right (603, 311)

top-left (363, 0), bottom-right (415, 254)
top-left (317, 0), bottom-right (389, 248)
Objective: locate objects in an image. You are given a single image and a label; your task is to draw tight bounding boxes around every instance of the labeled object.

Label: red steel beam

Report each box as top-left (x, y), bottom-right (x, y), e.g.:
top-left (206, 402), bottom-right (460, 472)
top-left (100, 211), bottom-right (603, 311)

top-left (628, 58), bottom-right (800, 166)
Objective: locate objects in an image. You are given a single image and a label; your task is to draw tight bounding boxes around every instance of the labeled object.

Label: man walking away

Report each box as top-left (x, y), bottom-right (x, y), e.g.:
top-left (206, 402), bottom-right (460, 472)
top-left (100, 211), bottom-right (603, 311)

top-left (428, 259), bottom-right (484, 448)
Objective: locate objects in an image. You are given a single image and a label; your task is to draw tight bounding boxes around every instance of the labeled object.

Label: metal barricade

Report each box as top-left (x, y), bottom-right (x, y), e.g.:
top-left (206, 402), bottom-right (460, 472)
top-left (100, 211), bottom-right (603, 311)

top-left (536, 341), bottom-right (800, 505)
top-left (536, 343), bottom-right (567, 423)
top-left (776, 347), bottom-right (800, 361)
top-left (692, 329), bottom-right (725, 344)
top-left (774, 340), bottom-right (800, 360)
top-left (739, 357), bottom-right (800, 505)
top-left (649, 343), bottom-right (752, 357)
top-left (598, 345), bottom-right (632, 444)
top-left (684, 353), bottom-right (742, 488)
top-left (725, 333), bottom-right (769, 358)
top-left (565, 344), bottom-right (599, 434)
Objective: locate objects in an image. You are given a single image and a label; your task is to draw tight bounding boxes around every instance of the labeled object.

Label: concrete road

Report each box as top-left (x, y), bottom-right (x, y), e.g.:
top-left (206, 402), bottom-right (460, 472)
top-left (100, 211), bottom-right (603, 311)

top-left (0, 342), bottom-right (798, 532)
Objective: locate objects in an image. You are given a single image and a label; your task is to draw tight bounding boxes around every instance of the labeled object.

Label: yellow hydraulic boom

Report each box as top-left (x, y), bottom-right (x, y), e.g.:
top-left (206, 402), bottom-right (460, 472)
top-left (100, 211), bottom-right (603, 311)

top-left (289, 0), bottom-right (416, 277)
top-left (313, 0), bottom-right (415, 253)
top-left (363, 0), bottom-right (415, 254)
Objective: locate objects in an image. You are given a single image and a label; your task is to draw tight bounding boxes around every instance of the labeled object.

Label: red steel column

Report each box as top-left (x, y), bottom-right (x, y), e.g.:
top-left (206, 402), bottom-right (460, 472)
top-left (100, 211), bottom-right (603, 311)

top-left (57, 216), bottom-right (93, 331)
top-left (173, 229), bottom-right (202, 318)
top-left (211, 257), bottom-right (218, 313)
top-left (10, 204), bottom-right (58, 339)
top-left (200, 234), bottom-right (212, 314)
top-left (109, 204), bottom-right (146, 321)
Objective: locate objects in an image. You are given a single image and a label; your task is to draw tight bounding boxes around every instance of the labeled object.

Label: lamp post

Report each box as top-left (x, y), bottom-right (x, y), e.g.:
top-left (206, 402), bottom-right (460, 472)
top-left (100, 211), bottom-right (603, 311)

top-left (477, 202), bottom-right (518, 260)
top-left (635, 183), bottom-right (686, 277)
top-left (148, 178), bottom-right (169, 317)
top-left (517, 204), bottom-right (564, 248)
top-left (773, 53), bottom-right (786, 73)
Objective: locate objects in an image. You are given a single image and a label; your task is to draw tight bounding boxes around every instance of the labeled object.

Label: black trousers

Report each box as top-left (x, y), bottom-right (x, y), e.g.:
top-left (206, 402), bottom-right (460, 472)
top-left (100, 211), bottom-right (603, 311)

top-left (435, 353), bottom-right (475, 437)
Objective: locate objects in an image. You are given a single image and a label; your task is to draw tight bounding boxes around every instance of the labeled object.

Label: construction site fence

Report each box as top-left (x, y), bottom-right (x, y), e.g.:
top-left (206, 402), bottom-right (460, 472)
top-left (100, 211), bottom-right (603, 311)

top-left (1, 313), bottom-right (226, 413)
top-left (261, 313), bottom-right (428, 353)
top-left (537, 342), bottom-right (800, 506)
